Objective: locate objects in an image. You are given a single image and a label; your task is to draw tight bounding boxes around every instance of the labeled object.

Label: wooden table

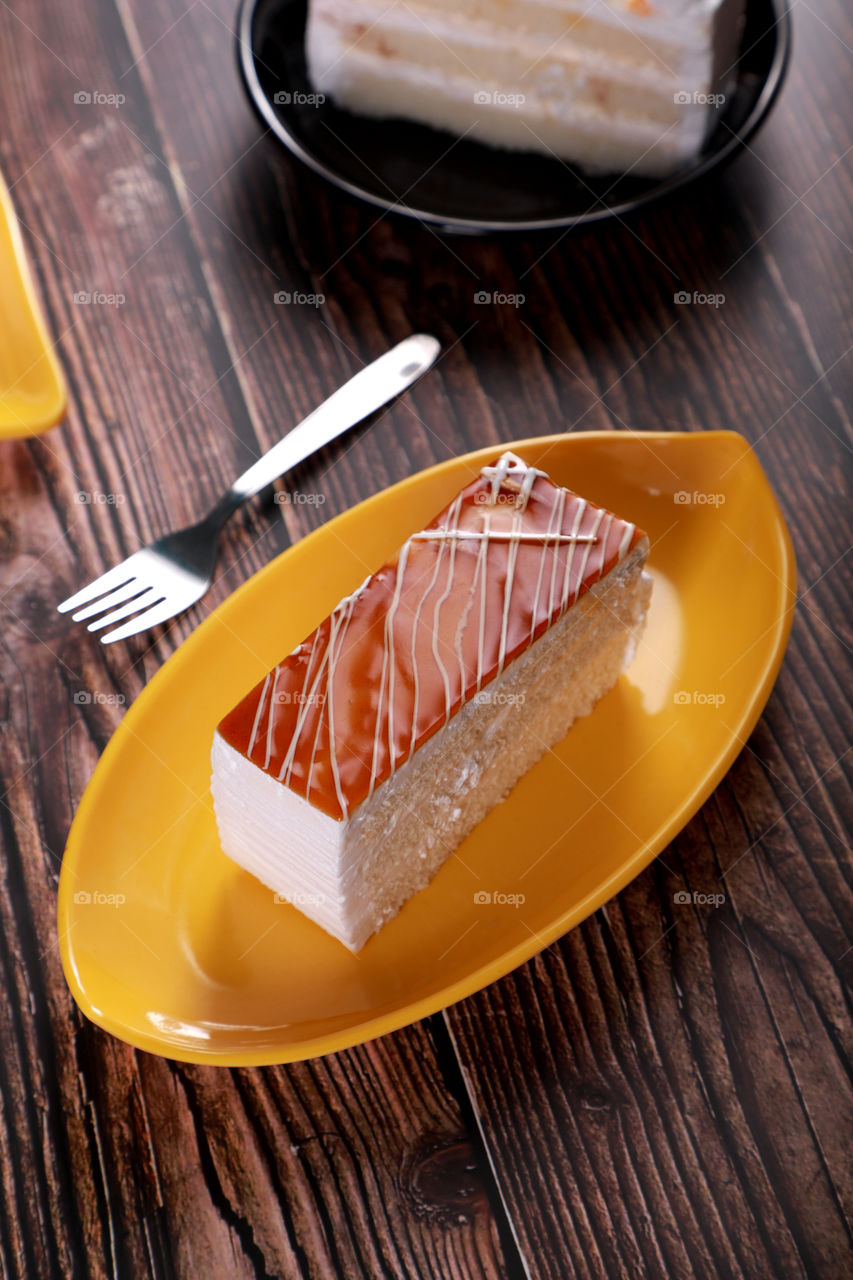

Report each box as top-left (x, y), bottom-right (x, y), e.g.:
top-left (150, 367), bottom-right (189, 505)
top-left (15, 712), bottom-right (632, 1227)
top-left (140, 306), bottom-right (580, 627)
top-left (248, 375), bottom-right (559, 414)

top-left (1, 1), bottom-right (851, 1276)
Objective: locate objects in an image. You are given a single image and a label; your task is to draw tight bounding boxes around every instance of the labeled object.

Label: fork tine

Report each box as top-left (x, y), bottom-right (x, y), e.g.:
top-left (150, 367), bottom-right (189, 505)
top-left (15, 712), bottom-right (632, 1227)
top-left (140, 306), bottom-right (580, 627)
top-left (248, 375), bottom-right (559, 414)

top-left (100, 597), bottom-right (182, 645)
top-left (71, 579), bottom-right (151, 623)
top-left (57, 560), bottom-right (139, 614)
top-left (86, 587), bottom-right (163, 634)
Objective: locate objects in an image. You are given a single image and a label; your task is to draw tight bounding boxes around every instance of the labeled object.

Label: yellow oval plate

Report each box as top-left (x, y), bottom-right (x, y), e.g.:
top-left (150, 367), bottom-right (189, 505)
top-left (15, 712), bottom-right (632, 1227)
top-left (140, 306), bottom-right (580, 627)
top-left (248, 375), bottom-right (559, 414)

top-left (0, 169), bottom-right (67, 438)
top-left (58, 431), bottom-right (796, 1064)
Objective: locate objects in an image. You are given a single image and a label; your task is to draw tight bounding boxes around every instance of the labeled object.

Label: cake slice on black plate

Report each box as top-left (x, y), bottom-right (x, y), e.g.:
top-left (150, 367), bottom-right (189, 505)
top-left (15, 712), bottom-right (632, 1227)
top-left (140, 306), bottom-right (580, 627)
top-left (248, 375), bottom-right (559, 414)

top-left (211, 452), bottom-right (652, 951)
top-left (305, 0), bottom-right (745, 178)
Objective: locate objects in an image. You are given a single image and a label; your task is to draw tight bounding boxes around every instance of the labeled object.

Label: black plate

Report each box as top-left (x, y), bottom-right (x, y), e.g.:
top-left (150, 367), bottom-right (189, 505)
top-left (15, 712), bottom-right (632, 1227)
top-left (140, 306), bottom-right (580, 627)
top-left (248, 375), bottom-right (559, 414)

top-left (236, 0), bottom-right (791, 233)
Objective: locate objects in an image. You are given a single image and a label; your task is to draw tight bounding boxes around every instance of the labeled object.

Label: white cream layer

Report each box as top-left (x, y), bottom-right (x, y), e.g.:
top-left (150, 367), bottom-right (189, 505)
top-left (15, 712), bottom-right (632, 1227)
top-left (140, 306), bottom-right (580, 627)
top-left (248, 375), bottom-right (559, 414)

top-left (211, 730), bottom-right (355, 940)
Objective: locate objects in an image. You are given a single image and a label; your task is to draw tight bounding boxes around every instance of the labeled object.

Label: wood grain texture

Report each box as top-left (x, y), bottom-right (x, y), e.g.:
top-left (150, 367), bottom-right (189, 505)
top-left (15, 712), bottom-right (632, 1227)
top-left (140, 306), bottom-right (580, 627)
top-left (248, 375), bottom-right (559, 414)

top-left (0, 0), bottom-right (851, 1275)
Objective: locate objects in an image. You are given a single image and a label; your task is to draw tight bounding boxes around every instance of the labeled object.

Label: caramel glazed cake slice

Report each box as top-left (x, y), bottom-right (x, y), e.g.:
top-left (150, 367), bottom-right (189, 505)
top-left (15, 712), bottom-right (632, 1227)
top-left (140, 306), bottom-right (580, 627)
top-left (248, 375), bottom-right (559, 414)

top-left (211, 453), bottom-right (653, 952)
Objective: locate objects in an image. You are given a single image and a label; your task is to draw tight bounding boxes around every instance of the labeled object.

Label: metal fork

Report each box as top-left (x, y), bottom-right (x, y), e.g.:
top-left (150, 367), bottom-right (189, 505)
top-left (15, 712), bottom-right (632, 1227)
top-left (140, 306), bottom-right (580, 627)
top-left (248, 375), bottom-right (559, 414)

top-left (58, 333), bottom-right (440, 644)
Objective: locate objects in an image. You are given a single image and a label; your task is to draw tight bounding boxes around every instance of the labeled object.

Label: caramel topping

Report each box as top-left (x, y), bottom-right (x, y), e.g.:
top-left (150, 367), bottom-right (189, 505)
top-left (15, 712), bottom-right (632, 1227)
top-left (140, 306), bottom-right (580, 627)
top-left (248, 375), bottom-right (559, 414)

top-left (218, 453), bottom-right (643, 820)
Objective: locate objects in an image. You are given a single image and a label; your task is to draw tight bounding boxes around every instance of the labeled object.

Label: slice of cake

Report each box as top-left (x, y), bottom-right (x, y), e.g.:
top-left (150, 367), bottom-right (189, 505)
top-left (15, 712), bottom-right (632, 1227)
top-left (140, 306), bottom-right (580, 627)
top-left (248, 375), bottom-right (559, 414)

top-left (211, 453), bottom-right (652, 951)
top-left (305, 0), bottom-right (745, 177)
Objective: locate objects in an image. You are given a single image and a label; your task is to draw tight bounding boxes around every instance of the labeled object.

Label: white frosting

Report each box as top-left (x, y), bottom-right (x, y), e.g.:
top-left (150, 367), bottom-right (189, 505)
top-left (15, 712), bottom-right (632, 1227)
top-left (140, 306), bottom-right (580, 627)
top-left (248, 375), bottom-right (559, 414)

top-left (211, 731), bottom-right (351, 937)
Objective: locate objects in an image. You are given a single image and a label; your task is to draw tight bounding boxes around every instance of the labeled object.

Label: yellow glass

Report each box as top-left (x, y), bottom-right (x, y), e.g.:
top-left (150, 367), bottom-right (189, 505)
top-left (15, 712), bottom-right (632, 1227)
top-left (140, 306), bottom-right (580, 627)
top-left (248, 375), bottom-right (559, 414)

top-left (0, 169), bottom-right (66, 437)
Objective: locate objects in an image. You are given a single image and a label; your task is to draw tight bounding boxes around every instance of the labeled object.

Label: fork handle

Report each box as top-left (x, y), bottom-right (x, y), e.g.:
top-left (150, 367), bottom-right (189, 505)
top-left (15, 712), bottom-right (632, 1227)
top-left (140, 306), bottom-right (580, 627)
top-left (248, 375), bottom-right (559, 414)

top-left (205, 334), bottom-right (440, 527)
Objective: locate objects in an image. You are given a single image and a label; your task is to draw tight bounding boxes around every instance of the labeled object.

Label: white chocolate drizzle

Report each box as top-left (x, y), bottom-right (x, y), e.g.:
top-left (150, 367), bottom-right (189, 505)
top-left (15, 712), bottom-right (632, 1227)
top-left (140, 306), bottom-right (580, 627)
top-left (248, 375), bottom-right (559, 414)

top-left (420, 492), bottom-right (463, 748)
top-left (497, 509), bottom-right (522, 676)
top-left (246, 671), bottom-right (271, 759)
top-left (410, 530), bottom-right (597, 544)
top-left (263, 665), bottom-right (280, 770)
top-left (324, 593), bottom-right (357, 817)
top-left (475, 515), bottom-right (491, 694)
top-left (480, 455), bottom-right (549, 510)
